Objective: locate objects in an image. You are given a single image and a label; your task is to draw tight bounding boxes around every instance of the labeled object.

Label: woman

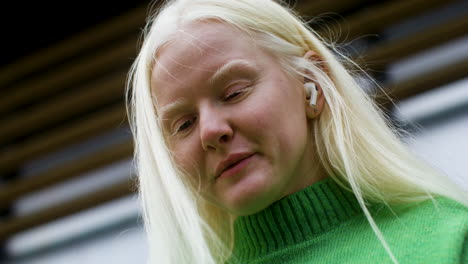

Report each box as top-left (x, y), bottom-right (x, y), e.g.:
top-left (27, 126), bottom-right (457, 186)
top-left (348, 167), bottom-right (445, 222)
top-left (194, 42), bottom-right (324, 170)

top-left (126, 0), bottom-right (468, 263)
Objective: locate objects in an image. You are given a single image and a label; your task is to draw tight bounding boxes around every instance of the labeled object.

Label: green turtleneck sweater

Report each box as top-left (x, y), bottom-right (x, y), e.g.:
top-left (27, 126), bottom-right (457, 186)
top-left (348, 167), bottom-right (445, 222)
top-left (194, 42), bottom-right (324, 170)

top-left (227, 177), bottom-right (467, 264)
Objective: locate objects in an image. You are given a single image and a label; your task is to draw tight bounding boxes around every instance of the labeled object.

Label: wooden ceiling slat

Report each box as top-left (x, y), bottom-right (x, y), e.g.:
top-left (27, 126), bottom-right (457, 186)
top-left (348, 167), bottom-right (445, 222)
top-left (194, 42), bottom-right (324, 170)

top-left (294, 0), bottom-right (369, 17)
top-left (359, 14), bottom-right (468, 69)
top-left (0, 141), bottom-right (132, 208)
top-left (0, 37), bottom-right (137, 115)
top-left (377, 58), bottom-right (468, 109)
top-left (322, 0), bottom-right (456, 43)
top-left (0, 180), bottom-right (134, 241)
top-left (0, 104), bottom-right (126, 174)
top-left (0, 6), bottom-right (146, 88)
top-left (0, 73), bottom-right (126, 145)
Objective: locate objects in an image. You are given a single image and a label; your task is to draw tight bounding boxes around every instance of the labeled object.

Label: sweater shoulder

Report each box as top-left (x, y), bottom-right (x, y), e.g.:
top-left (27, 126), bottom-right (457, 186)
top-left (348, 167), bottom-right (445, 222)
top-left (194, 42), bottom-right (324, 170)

top-left (391, 196), bottom-right (467, 219)
top-left (378, 196), bottom-right (468, 230)
top-left (375, 196), bottom-right (467, 263)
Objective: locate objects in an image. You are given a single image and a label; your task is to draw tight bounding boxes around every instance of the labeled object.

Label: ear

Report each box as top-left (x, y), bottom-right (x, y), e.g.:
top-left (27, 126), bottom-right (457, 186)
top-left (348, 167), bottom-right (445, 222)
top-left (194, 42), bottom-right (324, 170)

top-left (303, 50), bottom-right (329, 78)
top-left (302, 50), bottom-right (327, 119)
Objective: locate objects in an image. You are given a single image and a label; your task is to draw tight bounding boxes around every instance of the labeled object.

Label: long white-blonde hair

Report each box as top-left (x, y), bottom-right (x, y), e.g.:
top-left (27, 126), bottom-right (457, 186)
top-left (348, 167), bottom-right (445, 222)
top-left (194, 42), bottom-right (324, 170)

top-left (126, 0), bottom-right (468, 263)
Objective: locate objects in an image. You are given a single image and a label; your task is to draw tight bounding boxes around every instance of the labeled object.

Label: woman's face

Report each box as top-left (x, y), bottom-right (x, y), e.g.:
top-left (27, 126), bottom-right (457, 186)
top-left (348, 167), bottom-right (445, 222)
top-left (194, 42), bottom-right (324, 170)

top-left (151, 22), bottom-right (325, 216)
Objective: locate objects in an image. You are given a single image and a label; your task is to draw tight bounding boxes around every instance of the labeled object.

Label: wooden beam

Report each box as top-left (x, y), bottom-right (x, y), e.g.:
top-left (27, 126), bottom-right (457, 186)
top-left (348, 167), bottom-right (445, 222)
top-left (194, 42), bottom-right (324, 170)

top-left (0, 72), bottom-right (126, 144)
top-left (0, 104), bottom-right (127, 174)
top-left (0, 5), bottom-right (146, 88)
top-left (294, 0), bottom-right (369, 17)
top-left (376, 58), bottom-right (468, 109)
top-left (0, 37), bottom-right (137, 115)
top-left (0, 141), bottom-right (132, 208)
top-left (321, 0), bottom-right (456, 42)
top-left (357, 14), bottom-right (468, 69)
top-left (0, 180), bottom-right (135, 241)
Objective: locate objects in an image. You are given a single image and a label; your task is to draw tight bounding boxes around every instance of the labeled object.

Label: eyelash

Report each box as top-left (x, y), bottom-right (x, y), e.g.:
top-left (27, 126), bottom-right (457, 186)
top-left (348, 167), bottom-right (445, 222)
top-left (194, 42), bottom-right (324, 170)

top-left (175, 117), bottom-right (197, 134)
top-left (224, 87), bottom-right (248, 101)
top-left (172, 84), bottom-right (253, 135)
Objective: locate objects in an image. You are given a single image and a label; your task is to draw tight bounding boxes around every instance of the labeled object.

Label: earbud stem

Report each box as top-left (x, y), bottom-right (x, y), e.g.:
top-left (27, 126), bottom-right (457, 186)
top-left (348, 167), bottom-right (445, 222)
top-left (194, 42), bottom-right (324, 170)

top-left (305, 82), bottom-right (318, 107)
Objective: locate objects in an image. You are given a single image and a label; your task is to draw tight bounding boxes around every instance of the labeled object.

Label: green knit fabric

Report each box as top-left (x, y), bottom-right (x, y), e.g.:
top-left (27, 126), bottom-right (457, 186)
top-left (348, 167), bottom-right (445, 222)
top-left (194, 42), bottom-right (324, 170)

top-left (227, 177), bottom-right (468, 264)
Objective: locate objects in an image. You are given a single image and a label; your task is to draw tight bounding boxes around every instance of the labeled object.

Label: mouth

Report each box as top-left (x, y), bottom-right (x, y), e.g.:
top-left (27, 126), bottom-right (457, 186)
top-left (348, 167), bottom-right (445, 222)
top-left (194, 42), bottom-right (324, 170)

top-left (215, 152), bottom-right (255, 180)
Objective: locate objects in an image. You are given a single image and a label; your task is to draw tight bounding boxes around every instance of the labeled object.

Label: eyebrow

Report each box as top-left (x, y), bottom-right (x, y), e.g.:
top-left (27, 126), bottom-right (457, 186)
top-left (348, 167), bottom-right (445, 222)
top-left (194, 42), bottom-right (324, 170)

top-left (208, 59), bottom-right (259, 86)
top-left (158, 59), bottom-right (259, 120)
top-left (158, 97), bottom-right (189, 120)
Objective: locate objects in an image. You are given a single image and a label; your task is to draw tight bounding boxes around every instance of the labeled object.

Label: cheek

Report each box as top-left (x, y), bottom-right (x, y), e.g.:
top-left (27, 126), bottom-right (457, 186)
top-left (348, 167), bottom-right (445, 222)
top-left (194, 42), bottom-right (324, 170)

top-left (170, 140), bottom-right (203, 178)
top-left (256, 81), bottom-right (308, 153)
top-left (252, 108), bottom-right (271, 131)
top-left (238, 97), bottom-right (273, 141)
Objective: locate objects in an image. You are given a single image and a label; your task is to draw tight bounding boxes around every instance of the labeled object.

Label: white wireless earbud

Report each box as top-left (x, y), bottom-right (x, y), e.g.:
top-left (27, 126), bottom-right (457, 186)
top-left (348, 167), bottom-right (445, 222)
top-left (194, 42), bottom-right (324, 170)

top-left (305, 82), bottom-right (318, 108)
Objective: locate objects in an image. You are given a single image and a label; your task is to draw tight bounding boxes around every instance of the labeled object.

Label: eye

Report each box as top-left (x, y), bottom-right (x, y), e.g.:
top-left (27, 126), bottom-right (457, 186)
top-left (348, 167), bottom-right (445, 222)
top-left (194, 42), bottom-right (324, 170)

top-left (174, 117), bottom-right (197, 134)
top-left (223, 84), bottom-right (251, 101)
top-left (225, 90), bottom-right (244, 100)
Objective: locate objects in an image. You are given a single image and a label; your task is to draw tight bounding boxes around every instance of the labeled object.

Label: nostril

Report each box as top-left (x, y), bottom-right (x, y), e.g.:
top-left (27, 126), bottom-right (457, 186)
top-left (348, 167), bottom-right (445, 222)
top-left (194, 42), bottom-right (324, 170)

top-left (219, 134), bottom-right (229, 143)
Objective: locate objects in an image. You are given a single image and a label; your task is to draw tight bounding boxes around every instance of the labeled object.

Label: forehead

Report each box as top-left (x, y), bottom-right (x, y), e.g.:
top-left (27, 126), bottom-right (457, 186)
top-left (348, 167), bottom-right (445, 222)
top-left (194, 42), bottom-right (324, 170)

top-left (150, 22), bottom-right (260, 100)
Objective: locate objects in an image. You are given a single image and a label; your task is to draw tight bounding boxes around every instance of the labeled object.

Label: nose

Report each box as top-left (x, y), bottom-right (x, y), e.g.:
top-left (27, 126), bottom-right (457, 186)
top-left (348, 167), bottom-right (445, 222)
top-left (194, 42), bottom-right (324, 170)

top-left (199, 106), bottom-right (233, 151)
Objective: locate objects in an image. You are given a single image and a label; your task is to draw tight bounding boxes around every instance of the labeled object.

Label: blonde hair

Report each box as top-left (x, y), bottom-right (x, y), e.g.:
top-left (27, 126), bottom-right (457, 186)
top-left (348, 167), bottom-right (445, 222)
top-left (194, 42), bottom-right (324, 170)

top-left (126, 0), bottom-right (468, 263)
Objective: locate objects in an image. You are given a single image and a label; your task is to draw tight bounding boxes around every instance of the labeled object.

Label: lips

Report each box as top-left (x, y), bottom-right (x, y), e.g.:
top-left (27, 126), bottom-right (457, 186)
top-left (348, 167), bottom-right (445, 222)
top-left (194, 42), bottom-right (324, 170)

top-left (215, 152), bottom-right (255, 179)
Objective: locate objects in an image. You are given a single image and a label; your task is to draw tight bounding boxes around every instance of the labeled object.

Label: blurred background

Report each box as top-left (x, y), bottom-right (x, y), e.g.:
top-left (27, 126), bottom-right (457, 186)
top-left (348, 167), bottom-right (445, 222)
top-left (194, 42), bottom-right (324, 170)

top-left (0, 0), bottom-right (467, 263)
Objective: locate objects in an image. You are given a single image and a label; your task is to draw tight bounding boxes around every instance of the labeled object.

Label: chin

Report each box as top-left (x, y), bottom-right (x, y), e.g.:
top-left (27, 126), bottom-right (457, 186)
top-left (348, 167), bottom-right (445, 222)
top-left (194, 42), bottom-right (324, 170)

top-left (226, 184), bottom-right (277, 216)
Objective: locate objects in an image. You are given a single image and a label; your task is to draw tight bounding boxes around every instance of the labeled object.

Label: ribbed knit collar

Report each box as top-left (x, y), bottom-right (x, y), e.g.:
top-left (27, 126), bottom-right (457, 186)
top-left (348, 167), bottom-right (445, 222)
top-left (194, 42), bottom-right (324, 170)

top-left (231, 177), bottom-right (363, 260)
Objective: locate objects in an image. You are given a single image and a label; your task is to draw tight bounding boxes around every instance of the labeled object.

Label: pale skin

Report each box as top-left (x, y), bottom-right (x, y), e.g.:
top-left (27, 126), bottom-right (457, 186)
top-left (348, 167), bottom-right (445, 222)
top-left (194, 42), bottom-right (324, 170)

top-left (151, 22), bottom-right (327, 216)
